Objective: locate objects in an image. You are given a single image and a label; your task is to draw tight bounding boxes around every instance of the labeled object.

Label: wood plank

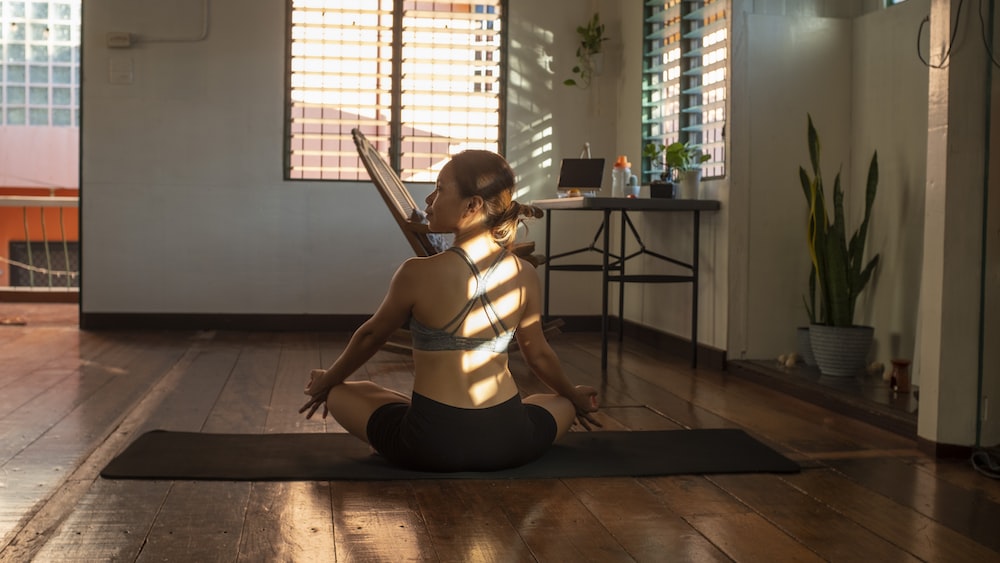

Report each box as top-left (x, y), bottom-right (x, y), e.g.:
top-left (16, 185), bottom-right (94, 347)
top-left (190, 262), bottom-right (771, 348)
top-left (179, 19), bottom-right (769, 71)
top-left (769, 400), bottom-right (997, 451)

top-left (639, 475), bottom-right (754, 517)
top-left (5, 313), bottom-right (1000, 562)
top-left (565, 477), bottom-right (731, 562)
top-left (135, 481), bottom-right (249, 563)
top-left (26, 480), bottom-right (173, 562)
top-left (331, 481), bottom-right (437, 562)
top-left (235, 334), bottom-right (338, 562)
top-left (202, 331), bottom-right (282, 434)
top-left (482, 479), bottom-right (634, 562)
top-left (709, 472), bottom-right (922, 561)
top-left (685, 512), bottom-right (827, 562)
top-left (911, 456), bottom-right (1000, 504)
top-left (238, 481), bottom-right (337, 563)
top-left (409, 480), bottom-right (535, 562)
top-left (0, 332), bottom-right (189, 550)
top-left (827, 456), bottom-right (1000, 553)
top-left (785, 467), bottom-right (1000, 562)
top-left (267, 332), bottom-right (324, 434)
top-left (605, 336), bottom-right (915, 456)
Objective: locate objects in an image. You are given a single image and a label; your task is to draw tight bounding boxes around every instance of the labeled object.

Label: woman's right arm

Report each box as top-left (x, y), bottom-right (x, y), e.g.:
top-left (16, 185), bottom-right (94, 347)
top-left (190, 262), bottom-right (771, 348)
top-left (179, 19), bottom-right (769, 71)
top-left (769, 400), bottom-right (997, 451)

top-left (304, 259), bottom-right (420, 399)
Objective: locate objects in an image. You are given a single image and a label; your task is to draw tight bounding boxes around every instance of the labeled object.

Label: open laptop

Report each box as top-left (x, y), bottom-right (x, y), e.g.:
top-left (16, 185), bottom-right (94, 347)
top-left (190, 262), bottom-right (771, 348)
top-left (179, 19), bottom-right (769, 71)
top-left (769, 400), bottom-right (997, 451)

top-left (556, 158), bottom-right (605, 195)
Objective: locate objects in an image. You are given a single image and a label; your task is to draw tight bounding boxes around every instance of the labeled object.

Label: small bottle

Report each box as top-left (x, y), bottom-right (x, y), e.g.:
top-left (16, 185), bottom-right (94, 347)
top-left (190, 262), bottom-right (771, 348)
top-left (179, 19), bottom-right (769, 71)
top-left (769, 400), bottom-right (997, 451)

top-left (612, 155), bottom-right (631, 197)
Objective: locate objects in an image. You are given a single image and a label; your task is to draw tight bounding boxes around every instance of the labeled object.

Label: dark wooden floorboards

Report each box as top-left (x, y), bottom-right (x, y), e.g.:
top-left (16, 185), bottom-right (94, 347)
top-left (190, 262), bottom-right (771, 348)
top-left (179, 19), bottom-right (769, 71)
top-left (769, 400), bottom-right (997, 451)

top-left (1, 304), bottom-right (999, 562)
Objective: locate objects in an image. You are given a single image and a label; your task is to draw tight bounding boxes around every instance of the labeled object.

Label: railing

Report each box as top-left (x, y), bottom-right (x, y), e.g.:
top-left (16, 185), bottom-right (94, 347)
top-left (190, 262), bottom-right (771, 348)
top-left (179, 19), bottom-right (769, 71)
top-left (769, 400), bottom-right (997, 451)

top-left (0, 194), bottom-right (80, 302)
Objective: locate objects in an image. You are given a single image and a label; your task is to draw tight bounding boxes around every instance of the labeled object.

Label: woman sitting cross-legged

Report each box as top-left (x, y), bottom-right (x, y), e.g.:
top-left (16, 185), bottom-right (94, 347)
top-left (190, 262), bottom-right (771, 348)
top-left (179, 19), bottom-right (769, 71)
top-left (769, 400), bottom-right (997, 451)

top-left (300, 150), bottom-right (600, 472)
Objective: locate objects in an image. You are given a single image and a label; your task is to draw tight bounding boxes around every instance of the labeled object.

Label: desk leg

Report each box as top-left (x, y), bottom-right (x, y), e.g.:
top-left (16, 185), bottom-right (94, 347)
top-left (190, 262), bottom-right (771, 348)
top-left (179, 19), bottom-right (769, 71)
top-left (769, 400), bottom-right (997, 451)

top-left (601, 208), bottom-right (611, 371)
top-left (619, 210), bottom-right (626, 342)
top-left (691, 211), bottom-right (700, 369)
top-left (544, 211), bottom-right (552, 320)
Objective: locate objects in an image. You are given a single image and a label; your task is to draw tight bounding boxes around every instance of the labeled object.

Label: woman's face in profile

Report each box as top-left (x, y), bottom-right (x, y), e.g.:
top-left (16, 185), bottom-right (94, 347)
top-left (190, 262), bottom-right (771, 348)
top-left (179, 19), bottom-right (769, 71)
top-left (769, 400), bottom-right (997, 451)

top-left (425, 163), bottom-right (468, 232)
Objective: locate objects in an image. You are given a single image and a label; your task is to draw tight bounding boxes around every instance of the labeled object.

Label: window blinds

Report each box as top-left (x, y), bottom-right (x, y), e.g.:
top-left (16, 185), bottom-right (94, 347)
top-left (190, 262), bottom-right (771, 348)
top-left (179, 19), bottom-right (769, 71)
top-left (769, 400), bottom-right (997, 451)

top-left (288, 0), bottom-right (504, 182)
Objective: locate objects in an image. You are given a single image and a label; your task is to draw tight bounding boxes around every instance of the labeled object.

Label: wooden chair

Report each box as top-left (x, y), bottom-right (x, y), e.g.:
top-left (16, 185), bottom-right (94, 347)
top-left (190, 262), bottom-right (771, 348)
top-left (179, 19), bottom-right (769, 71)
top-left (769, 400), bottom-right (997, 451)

top-left (351, 128), bottom-right (562, 353)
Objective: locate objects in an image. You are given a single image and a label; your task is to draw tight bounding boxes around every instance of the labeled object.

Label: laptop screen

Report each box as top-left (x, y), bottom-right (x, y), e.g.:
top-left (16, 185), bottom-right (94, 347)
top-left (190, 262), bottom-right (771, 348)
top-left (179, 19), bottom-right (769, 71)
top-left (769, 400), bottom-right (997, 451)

top-left (557, 158), bottom-right (605, 192)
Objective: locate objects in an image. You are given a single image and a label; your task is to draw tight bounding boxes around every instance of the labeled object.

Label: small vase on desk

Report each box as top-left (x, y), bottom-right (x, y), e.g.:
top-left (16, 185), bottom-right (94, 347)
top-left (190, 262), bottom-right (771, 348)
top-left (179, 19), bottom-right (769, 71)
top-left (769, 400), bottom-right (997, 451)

top-left (678, 169), bottom-right (701, 199)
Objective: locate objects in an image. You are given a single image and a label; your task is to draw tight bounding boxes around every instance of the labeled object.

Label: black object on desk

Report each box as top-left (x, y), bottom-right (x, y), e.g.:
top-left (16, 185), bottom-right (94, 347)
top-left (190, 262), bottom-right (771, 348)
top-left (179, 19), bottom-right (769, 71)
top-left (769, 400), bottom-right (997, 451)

top-left (532, 196), bottom-right (721, 370)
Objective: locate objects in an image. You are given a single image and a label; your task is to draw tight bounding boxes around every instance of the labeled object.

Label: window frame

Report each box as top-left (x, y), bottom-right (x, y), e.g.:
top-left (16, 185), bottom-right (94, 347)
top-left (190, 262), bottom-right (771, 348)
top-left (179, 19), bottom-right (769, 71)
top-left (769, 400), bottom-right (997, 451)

top-left (284, 0), bottom-right (509, 183)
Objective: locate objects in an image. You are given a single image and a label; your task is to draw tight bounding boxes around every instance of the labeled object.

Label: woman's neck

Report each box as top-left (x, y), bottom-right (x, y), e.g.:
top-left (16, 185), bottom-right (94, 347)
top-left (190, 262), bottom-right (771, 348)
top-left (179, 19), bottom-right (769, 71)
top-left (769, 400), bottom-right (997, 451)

top-left (453, 230), bottom-right (500, 261)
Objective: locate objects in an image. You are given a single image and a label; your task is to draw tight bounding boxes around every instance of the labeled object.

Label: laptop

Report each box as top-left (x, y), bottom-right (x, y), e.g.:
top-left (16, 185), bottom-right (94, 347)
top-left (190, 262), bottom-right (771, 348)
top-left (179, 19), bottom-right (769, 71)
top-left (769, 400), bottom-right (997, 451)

top-left (556, 158), bottom-right (605, 195)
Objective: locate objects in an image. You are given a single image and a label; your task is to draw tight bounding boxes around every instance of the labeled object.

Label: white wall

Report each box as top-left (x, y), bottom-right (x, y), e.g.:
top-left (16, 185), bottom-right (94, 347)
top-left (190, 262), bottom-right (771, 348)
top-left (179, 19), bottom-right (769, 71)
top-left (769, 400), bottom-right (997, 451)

top-left (82, 0), bottom-right (625, 316)
top-left (507, 0), bottom-right (625, 317)
top-left (724, 0), bottom-right (929, 363)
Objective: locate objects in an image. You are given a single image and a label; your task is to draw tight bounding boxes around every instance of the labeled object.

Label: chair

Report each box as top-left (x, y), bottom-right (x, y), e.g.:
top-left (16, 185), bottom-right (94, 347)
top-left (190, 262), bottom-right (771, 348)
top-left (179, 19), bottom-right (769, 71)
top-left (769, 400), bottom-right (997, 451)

top-left (351, 128), bottom-right (562, 353)
top-left (351, 128), bottom-right (542, 264)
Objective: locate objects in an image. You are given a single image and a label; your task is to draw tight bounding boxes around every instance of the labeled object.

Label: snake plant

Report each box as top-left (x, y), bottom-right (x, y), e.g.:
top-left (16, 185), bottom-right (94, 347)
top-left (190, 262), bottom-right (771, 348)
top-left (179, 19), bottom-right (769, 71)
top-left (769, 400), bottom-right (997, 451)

top-left (800, 114), bottom-right (880, 327)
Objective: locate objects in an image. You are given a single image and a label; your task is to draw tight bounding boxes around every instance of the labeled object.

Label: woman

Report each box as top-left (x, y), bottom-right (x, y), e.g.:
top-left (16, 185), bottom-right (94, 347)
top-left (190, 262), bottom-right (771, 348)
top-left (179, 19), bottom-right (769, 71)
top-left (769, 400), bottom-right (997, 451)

top-left (300, 150), bottom-right (599, 472)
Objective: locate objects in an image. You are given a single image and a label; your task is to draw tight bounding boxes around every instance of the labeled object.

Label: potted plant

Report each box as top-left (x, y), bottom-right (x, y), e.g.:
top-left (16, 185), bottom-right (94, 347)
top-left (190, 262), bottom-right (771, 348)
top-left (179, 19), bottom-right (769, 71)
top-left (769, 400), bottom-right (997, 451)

top-left (799, 114), bottom-right (880, 377)
top-left (643, 142), bottom-right (674, 198)
top-left (645, 141), bottom-right (709, 198)
top-left (564, 13), bottom-right (608, 88)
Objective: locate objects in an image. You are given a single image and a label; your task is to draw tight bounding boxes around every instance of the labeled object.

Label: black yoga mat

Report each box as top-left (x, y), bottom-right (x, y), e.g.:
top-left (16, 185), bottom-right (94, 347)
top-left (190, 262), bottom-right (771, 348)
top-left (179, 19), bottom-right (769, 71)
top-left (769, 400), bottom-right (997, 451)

top-left (101, 429), bottom-right (799, 481)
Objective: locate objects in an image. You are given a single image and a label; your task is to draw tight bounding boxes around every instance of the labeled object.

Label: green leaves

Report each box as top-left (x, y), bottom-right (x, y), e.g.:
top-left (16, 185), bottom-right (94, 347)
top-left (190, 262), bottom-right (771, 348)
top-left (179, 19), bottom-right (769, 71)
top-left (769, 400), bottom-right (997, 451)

top-left (800, 114), bottom-right (880, 327)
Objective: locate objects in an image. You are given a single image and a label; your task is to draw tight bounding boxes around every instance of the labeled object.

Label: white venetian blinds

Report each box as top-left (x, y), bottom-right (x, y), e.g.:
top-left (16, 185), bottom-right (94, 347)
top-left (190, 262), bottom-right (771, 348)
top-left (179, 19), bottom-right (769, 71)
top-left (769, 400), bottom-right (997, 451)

top-left (288, 0), bottom-right (505, 182)
top-left (642, 0), bottom-right (727, 181)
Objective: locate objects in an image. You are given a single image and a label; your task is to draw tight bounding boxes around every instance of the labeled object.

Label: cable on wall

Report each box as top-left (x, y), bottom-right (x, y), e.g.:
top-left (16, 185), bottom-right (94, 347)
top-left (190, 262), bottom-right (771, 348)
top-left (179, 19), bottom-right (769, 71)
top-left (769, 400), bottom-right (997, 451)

top-left (917, 0), bottom-right (1000, 69)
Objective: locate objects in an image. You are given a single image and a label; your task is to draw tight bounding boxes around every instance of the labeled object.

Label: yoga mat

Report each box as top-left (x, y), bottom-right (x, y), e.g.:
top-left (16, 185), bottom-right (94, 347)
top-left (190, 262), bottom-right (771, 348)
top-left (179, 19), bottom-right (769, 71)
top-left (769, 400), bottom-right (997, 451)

top-left (101, 429), bottom-right (799, 481)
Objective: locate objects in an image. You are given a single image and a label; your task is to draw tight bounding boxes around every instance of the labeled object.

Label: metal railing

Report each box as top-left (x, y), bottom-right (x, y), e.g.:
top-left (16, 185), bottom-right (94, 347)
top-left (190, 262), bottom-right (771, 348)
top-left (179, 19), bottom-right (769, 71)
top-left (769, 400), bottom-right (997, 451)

top-left (0, 194), bottom-right (80, 300)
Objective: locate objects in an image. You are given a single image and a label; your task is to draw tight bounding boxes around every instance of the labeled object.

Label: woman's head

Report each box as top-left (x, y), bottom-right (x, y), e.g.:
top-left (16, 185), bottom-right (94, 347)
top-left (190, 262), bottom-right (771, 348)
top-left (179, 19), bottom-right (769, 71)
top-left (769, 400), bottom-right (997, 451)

top-left (434, 150), bottom-right (542, 247)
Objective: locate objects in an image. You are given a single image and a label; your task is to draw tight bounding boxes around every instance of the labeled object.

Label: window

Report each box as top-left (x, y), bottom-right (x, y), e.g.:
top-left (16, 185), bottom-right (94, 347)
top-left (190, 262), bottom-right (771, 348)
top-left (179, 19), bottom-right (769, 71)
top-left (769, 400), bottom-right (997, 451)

top-left (0, 1), bottom-right (81, 126)
top-left (287, 0), bottom-right (506, 182)
top-left (642, 0), bottom-right (727, 182)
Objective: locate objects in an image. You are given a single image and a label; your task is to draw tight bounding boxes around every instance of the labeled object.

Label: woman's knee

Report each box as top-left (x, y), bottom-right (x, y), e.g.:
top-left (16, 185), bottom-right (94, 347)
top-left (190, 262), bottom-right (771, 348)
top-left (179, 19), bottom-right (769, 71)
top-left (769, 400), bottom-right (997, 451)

top-left (326, 381), bottom-right (409, 440)
top-left (524, 394), bottom-right (576, 438)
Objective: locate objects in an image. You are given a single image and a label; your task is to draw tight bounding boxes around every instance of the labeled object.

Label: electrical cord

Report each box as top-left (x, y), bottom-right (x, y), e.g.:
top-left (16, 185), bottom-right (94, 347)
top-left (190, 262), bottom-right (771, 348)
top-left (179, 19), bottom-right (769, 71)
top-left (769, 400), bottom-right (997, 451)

top-left (917, 0), bottom-right (966, 68)
top-left (917, 0), bottom-right (1000, 69)
top-left (978, 0), bottom-right (1000, 67)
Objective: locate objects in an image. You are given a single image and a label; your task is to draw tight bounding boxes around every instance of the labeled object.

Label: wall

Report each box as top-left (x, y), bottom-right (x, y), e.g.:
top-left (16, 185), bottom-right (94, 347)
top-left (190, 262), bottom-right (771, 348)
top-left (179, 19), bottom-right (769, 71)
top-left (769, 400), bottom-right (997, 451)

top-left (81, 0), bottom-right (623, 317)
top-left (724, 0), bottom-right (929, 363)
top-left (507, 0), bottom-right (624, 317)
top-left (852, 0), bottom-right (930, 369)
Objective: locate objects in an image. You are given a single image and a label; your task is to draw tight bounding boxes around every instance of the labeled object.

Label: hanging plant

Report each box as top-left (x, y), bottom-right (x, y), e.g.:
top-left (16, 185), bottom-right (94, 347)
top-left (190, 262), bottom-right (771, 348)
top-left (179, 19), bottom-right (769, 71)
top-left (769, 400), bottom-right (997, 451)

top-left (564, 13), bottom-right (608, 88)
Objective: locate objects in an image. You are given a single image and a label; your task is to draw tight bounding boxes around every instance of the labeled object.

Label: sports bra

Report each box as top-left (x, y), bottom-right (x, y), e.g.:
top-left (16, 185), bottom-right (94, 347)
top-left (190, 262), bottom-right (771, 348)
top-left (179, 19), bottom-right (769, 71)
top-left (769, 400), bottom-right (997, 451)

top-left (410, 247), bottom-right (516, 353)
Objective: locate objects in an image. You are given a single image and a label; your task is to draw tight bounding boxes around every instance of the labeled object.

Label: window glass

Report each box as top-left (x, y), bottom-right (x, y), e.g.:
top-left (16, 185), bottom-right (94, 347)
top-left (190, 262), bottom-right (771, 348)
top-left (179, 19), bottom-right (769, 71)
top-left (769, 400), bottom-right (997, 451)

top-left (642, 0), bottom-right (727, 182)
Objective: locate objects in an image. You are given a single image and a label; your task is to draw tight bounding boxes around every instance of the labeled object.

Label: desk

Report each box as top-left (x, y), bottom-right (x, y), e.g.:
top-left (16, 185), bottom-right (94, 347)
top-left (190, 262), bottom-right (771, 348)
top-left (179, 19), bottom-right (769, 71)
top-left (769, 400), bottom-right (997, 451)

top-left (532, 196), bottom-right (721, 370)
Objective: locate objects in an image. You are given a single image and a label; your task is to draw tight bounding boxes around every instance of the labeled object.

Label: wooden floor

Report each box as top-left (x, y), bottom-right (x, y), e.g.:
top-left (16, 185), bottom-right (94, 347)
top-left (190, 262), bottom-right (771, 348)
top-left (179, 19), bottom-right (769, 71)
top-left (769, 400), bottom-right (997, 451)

top-left (2, 304), bottom-right (999, 562)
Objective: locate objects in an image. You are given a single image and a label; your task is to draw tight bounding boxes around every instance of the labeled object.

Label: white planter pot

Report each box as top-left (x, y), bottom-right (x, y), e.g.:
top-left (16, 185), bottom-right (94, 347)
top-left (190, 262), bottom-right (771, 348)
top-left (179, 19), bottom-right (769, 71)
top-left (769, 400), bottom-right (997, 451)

top-left (808, 324), bottom-right (874, 377)
top-left (678, 169), bottom-right (701, 199)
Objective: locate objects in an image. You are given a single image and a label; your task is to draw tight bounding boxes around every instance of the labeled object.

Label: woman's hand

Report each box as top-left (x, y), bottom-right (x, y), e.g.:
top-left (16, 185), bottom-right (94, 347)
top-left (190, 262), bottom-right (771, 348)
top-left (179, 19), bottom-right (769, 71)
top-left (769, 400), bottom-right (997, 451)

top-left (569, 385), bottom-right (601, 431)
top-left (299, 369), bottom-right (331, 419)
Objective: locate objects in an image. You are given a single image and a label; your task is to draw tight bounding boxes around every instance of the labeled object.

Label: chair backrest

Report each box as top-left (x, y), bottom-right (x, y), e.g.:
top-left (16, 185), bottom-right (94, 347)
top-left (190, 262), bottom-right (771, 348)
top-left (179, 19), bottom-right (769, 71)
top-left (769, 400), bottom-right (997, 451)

top-left (352, 128), bottom-right (438, 257)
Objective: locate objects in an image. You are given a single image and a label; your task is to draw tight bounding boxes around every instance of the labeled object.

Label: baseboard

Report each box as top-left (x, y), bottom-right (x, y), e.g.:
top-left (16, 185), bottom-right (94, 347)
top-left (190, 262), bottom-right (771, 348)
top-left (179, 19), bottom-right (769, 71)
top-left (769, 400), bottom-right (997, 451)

top-left (554, 315), bottom-right (726, 370)
top-left (1, 289), bottom-right (79, 303)
top-left (80, 312), bottom-right (369, 332)
top-left (917, 436), bottom-right (975, 459)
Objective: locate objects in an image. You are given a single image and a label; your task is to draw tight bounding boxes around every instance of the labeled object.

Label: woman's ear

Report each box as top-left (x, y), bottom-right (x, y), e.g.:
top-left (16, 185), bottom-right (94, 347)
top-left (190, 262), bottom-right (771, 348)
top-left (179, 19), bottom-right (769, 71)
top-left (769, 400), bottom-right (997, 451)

top-left (465, 195), bottom-right (484, 215)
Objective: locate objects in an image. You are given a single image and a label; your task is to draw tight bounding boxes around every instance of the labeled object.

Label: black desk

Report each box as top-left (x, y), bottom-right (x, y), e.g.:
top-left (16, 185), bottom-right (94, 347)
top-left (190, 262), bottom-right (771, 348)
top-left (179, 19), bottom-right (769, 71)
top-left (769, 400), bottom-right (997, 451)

top-left (532, 196), bottom-right (721, 370)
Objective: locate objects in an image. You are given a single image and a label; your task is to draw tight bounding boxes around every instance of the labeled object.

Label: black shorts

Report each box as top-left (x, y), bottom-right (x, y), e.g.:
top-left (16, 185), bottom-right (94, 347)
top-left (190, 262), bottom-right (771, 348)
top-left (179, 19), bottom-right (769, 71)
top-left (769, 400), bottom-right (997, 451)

top-left (365, 391), bottom-right (558, 472)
